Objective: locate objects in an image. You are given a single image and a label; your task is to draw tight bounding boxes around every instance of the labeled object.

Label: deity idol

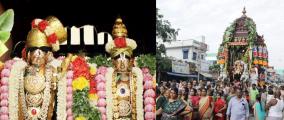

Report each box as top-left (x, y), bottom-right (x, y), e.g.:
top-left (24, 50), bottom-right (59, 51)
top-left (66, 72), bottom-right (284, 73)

top-left (105, 18), bottom-right (144, 120)
top-left (0, 16), bottom-right (67, 120)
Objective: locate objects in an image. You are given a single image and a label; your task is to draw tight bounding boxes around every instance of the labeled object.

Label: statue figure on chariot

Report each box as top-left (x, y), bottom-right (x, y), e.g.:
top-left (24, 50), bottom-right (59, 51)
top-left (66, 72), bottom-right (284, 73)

top-left (217, 7), bottom-right (269, 86)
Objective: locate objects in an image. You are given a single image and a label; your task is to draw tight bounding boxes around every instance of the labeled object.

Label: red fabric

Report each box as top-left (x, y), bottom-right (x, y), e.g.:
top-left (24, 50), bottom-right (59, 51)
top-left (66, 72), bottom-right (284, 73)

top-left (47, 33), bottom-right (58, 44)
top-left (189, 96), bottom-right (200, 107)
top-left (214, 98), bottom-right (226, 120)
top-left (114, 37), bottom-right (127, 48)
top-left (38, 20), bottom-right (48, 32)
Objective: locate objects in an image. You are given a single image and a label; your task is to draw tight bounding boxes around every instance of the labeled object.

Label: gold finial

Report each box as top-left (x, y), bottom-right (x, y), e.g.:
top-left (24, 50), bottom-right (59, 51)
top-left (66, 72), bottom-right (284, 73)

top-left (242, 7), bottom-right (246, 17)
top-left (112, 17), bottom-right (128, 38)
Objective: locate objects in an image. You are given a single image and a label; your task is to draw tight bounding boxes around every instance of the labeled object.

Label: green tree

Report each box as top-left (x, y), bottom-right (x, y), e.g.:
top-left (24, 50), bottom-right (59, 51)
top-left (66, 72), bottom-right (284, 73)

top-left (156, 8), bottom-right (179, 82)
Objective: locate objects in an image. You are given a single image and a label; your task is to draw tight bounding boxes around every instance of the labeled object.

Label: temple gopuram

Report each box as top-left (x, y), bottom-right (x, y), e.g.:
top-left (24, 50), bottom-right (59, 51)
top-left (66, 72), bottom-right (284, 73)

top-left (217, 8), bottom-right (269, 86)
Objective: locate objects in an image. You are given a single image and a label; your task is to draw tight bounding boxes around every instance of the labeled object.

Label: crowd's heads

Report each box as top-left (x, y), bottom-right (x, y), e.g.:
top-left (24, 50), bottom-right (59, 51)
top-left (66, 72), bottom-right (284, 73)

top-left (201, 88), bottom-right (207, 96)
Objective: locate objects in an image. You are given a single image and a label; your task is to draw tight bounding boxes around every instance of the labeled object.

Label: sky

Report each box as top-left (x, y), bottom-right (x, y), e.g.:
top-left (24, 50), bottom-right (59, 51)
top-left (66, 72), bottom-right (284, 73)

top-left (157, 0), bottom-right (284, 71)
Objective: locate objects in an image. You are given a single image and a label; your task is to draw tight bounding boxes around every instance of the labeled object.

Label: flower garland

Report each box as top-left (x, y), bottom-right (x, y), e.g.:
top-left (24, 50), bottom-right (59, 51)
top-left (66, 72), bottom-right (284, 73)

top-left (0, 60), bottom-right (15, 120)
top-left (31, 19), bottom-right (60, 51)
top-left (66, 68), bottom-right (74, 120)
top-left (54, 57), bottom-right (68, 120)
top-left (95, 66), bottom-right (107, 120)
top-left (141, 67), bottom-right (155, 120)
top-left (105, 67), bottom-right (114, 120)
top-left (132, 67), bottom-right (144, 120)
top-left (72, 56), bottom-right (100, 120)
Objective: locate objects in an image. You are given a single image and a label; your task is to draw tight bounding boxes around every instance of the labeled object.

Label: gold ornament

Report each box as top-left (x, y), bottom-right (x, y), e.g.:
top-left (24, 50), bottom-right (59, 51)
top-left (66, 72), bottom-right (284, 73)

top-left (46, 16), bottom-right (67, 43)
top-left (26, 28), bottom-right (50, 48)
top-left (112, 17), bottom-right (128, 38)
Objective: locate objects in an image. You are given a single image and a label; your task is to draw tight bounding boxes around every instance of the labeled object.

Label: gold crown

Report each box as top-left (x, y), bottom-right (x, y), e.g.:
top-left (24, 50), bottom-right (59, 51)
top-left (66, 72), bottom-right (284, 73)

top-left (26, 28), bottom-right (50, 48)
top-left (46, 16), bottom-right (67, 43)
top-left (112, 17), bottom-right (128, 38)
top-left (26, 16), bottom-right (67, 51)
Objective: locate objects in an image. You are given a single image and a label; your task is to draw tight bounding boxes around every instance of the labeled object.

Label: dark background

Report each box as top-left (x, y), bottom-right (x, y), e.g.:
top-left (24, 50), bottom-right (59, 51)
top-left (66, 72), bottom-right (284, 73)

top-left (0, 0), bottom-right (156, 57)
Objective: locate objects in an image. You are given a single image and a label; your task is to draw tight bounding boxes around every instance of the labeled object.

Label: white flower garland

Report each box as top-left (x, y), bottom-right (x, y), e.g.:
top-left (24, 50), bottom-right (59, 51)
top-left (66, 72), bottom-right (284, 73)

top-left (105, 67), bottom-right (114, 120)
top-left (132, 67), bottom-right (144, 120)
top-left (8, 60), bottom-right (27, 120)
top-left (56, 74), bottom-right (67, 120)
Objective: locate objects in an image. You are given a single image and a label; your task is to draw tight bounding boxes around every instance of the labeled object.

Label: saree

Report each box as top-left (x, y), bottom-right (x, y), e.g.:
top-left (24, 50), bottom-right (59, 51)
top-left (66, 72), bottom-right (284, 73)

top-left (189, 96), bottom-right (200, 120)
top-left (183, 99), bottom-right (192, 120)
top-left (199, 96), bottom-right (213, 120)
top-left (255, 102), bottom-right (266, 120)
top-left (214, 98), bottom-right (226, 120)
top-left (161, 99), bottom-right (186, 120)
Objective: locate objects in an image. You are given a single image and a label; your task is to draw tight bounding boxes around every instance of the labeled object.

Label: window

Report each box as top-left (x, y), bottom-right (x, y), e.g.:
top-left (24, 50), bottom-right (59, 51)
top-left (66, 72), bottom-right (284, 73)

top-left (183, 48), bottom-right (189, 59)
top-left (201, 54), bottom-right (204, 60)
top-left (192, 52), bottom-right (197, 60)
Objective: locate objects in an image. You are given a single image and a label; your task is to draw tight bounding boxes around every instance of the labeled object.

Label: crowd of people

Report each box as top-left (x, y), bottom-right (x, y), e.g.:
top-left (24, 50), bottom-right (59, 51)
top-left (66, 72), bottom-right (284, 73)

top-left (156, 79), bottom-right (284, 120)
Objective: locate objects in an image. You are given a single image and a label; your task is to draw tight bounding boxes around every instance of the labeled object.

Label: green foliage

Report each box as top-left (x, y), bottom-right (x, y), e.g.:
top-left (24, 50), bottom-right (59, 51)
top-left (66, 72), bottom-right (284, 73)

top-left (73, 88), bottom-right (101, 120)
top-left (136, 54), bottom-right (156, 75)
top-left (209, 64), bottom-right (220, 73)
top-left (88, 55), bottom-right (113, 67)
top-left (156, 8), bottom-right (179, 42)
top-left (245, 19), bottom-right (257, 46)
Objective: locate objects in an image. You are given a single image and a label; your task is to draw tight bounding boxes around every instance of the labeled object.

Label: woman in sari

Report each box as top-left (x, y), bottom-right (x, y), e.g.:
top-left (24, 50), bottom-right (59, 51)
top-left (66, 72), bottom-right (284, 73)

top-left (199, 88), bottom-right (214, 120)
top-left (157, 87), bottom-right (189, 120)
top-left (156, 87), bottom-right (167, 120)
top-left (181, 88), bottom-right (193, 120)
top-left (214, 92), bottom-right (226, 120)
top-left (253, 94), bottom-right (266, 120)
top-left (188, 88), bottom-right (200, 120)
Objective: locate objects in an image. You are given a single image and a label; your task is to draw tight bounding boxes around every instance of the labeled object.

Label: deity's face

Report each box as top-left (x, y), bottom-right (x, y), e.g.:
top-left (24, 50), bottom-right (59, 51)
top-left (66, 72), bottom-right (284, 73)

top-left (28, 48), bottom-right (52, 66)
top-left (113, 53), bottom-right (133, 72)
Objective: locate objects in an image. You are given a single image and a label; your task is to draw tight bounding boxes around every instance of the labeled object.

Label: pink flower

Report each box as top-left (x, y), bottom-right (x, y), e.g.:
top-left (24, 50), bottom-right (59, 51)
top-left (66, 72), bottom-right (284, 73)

top-left (97, 91), bottom-right (106, 98)
top-left (144, 104), bottom-right (154, 112)
top-left (97, 98), bottom-right (106, 107)
top-left (97, 66), bottom-right (108, 76)
top-left (67, 78), bottom-right (73, 86)
top-left (1, 69), bottom-right (10, 78)
top-left (145, 112), bottom-right (155, 119)
top-left (67, 116), bottom-right (73, 120)
top-left (143, 74), bottom-right (153, 82)
top-left (67, 87), bottom-right (73, 94)
top-left (142, 67), bottom-right (150, 74)
top-left (101, 114), bottom-right (107, 120)
top-left (1, 107), bottom-right (8, 113)
top-left (98, 107), bottom-right (106, 114)
top-left (0, 93), bottom-right (8, 99)
top-left (67, 71), bottom-right (73, 79)
top-left (0, 86), bottom-right (8, 93)
top-left (67, 94), bottom-right (73, 101)
top-left (95, 74), bottom-right (105, 83)
top-left (67, 101), bottom-right (72, 108)
top-left (1, 77), bottom-right (8, 85)
top-left (57, 56), bottom-right (65, 61)
top-left (4, 62), bottom-right (12, 70)
top-left (143, 80), bottom-right (153, 90)
top-left (67, 109), bottom-right (72, 116)
top-left (143, 89), bottom-right (155, 98)
top-left (96, 82), bottom-right (106, 91)
top-left (144, 97), bottom-right (155, 105)
top-left (0, 115), bottom-right (8, 120)
top-left (0, 100), bottom-right (8, 106)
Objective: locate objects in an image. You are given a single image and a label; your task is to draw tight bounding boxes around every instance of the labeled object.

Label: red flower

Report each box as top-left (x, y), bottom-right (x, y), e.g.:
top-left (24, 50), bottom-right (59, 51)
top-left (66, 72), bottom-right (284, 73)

top-left (47, 33), bottom-right (58, 44)
top-left (31, 20), bottom-right (36, 28)
top-left (90, 80), bottom-right (96, 87)
top-left (114, 37), bottom-right (127, 48)
top-left (72, 57), bottom-right (91, 80)
top-left (38, 20), bottom-right (48, 31)
top-left (89, 88), bottom-right (97, 94)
